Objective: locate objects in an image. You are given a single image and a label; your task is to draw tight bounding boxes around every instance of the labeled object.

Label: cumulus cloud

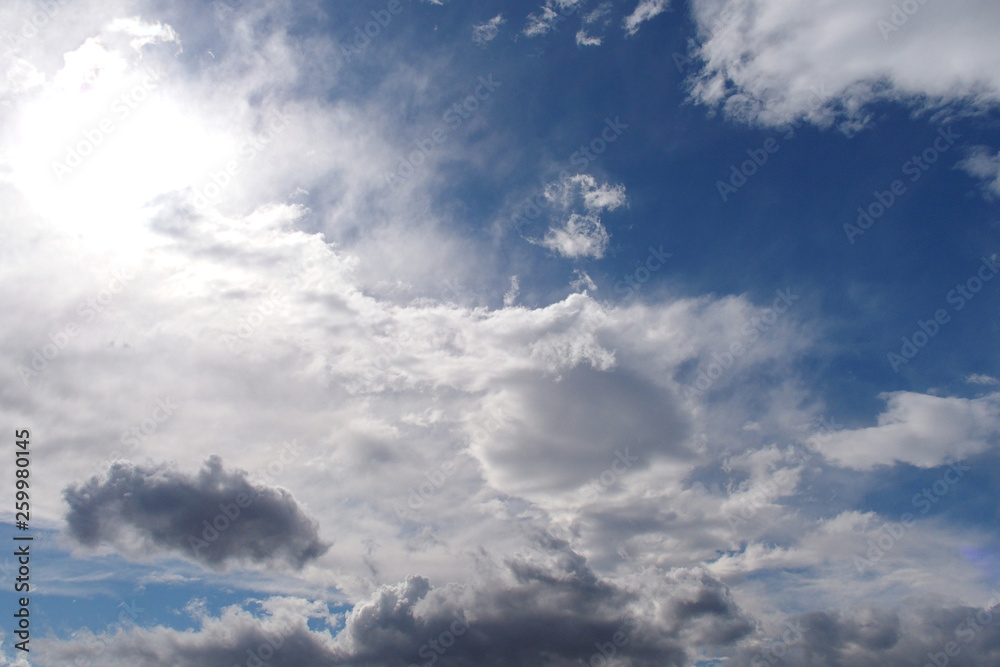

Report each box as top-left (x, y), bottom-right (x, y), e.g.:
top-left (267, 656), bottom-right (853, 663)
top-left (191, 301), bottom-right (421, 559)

top-left (623, 0), bottom-right (670, 37)
top-left (687, 0), bottom-right (1000, 128)
top-left (472, 13), bottom-right (505, 46)
top-left (728, 600), bottom-right (1000, 666)
top-left (576, 30), bottom-right (602, 47)
top-left (6, 3), bottom-right (998, 666)
top-left (35, 540), bottom-right (753, 666)
top-left (810, 391), bottom-right (1000, 469)
top-left (63, 456), bottom-right (329, 569)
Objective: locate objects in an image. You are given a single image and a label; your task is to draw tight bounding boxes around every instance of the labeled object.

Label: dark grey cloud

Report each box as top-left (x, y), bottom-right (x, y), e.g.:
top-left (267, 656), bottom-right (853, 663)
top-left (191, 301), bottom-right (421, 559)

top-left (34, 536), bottom-right (752, 666)
top-left (63, 455), bottom-right (329, 569)
top-left (729, 601), bottom-right (1000, 666)
top-left (35, 604), bottom-right (339, 667)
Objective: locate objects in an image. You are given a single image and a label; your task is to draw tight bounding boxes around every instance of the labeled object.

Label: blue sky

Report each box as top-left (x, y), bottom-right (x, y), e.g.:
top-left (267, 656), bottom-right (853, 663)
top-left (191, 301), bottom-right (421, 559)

top-left (2, 0), bottom-right (1000, 665)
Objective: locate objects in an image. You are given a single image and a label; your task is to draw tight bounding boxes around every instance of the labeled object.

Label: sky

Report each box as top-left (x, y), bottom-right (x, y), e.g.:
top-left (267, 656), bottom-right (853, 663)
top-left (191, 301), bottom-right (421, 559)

top-left (1, 0), bottom-right (1000, 665)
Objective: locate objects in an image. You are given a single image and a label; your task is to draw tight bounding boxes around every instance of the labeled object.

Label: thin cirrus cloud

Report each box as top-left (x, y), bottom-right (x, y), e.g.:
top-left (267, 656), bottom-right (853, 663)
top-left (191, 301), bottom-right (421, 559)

top-left (472, 13), bottom-right (505, 45)
top-left (623, 0), bottom-right (670, 37)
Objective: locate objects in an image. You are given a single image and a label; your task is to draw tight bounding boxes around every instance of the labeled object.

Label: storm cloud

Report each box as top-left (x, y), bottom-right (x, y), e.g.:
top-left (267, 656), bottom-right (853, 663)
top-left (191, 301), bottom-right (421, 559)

top-left (63, 455), bottom-right (329, 569)
top-left (35, 537), bottom-right (753, 666)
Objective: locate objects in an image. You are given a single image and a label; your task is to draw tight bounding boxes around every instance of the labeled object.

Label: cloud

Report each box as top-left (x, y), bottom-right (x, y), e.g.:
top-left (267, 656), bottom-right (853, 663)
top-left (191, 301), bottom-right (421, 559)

top-left (967, 373), bottom-right (1000, 386)
top-left (584, 3), bottom-right (613, 25)
top-left (35, 540), bottom-right (753, 666)
top-left (502, 275), bottom-right (519, 307)
top-left (34, 595), bottom-right (339, 667)
top-left (107, 16), bottom-right (180, 52)
top-left (470, 364), bottom-right (692, 498)
top-left (809, 391), bottom-right (1000, 469)
top-left (728, 599), bottom-right (1000, 666)
top-left (63, 456), bottom-right (329, 569)
top-left (534, 174), bottom-right (626, 259)
top-left (688, 0), bottom-right (1000, 128)
top-left (522, 0), bottom-right (584, 38)
top-left (576, 30), bottom-right (602, 47)
top-left (957, 147), bottom-right (1000, 198)
top-left (623, 0), bottom-right (670, 37)
top-left (472, 13), bottom-right (505, 45)
top-left (539, 212), bottom-right (610, 258)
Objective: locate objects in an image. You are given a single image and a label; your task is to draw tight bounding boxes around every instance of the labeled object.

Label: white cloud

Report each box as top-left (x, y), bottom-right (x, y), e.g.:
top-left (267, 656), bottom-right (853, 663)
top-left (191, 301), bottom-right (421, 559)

top-left (570, 269), bottom-right (596, 292)
top-left (623, 0), bottom-right (670, 37)
top-left (811, 391), bottom-right (1000, 469)
top-left (576, 30), bottom-right (602, 47)
top-left (107, 16), bottom-right (180, 52)
top-left (5, 2), bottom-right (999, 664)
top-left (539, 212), bottom-right (610, 258)
top-left (584, 3), bottom-right (613, 25)
top-left (688, 0), bottom-right (1000, 128)
top-left (472, 13), bottom-right (505, 46)
top-left (957, 147), bottom-right (1000, 198)
top-left (503, 275), bottom-right (519, 307)
top-left (531, 174), bottom-right (625, 258)
top-left (968, 373), bottom-right (1000, 386)
top-left (522, 0), bottom-right (584, 37)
